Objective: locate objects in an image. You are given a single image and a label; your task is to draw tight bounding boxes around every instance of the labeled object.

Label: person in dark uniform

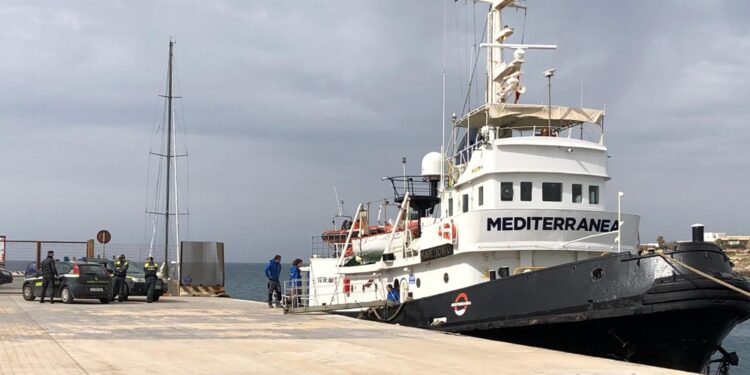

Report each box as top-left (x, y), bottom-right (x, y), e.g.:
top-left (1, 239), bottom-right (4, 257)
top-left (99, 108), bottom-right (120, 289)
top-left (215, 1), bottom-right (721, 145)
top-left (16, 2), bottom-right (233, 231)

top-left (111, 254), bottom-right (129, 302)
top-left (143, 256), bottom-right (159, 303)
top-left (40, 250), bottom-right (58, 304)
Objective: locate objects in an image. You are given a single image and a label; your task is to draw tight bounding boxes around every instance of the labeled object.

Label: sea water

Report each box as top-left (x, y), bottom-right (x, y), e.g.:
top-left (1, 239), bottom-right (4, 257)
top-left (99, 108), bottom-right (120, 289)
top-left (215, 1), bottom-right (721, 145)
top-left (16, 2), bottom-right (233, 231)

top-left (6, 260), bottom-right (750, 371)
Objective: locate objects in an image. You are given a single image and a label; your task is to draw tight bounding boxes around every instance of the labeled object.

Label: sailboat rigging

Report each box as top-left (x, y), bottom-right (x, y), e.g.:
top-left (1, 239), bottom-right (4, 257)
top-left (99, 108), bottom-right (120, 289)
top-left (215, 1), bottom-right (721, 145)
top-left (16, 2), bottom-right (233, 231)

top-left (145, 39), bottom-right (190, 281)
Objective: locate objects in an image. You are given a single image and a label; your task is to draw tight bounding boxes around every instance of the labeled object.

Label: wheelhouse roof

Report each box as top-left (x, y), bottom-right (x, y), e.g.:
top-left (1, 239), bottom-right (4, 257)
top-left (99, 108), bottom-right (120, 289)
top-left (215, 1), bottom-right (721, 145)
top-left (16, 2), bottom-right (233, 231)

top-left (457, 103), bottom-right (605, 130)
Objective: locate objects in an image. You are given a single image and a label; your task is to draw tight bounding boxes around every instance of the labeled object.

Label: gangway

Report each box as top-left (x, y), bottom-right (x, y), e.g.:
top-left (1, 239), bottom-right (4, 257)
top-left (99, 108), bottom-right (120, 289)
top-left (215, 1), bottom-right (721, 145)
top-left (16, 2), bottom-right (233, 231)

top-left (284, 300), bottom-right (393, 314)
top-left (281, 277), bottom-right (397, 314)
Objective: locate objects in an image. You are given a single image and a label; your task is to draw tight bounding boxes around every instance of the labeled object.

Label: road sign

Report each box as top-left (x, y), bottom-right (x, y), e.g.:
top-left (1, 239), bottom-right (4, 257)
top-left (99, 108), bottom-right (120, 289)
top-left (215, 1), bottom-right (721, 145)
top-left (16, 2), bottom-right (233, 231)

top-left (96, 230), bottom-right (112, 244)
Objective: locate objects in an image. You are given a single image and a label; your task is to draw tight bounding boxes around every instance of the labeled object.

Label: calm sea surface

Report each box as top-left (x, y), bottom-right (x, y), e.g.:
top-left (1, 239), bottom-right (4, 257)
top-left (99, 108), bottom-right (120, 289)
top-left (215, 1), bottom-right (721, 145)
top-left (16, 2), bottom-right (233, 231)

top-left (6, 260), bottom-right (750, 371)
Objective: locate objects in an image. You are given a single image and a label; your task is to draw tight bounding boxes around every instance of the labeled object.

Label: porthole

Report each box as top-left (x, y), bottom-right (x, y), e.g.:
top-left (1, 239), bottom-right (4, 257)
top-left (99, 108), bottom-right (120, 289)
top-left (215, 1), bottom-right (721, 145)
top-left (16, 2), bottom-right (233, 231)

top-left (443, 273), bottom-right (449, 283)
top-left (592, 268), bottom-right (604, 279)
top-left (416, 278), bottom-right (421, 288)
top-left (498, 267), bottom-right (510, 278)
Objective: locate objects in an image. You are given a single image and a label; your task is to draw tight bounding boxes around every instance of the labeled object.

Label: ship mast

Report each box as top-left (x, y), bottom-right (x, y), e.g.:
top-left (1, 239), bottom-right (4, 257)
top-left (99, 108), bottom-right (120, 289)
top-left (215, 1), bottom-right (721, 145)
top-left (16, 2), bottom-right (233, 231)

top-left (163, 39), bottom-right (175, 278)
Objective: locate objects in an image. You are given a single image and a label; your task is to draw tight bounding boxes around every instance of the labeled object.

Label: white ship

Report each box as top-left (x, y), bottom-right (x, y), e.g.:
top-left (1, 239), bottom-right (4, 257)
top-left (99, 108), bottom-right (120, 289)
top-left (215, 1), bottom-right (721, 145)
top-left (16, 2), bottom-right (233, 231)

top-left (291, 2), bottom-right (750, 373)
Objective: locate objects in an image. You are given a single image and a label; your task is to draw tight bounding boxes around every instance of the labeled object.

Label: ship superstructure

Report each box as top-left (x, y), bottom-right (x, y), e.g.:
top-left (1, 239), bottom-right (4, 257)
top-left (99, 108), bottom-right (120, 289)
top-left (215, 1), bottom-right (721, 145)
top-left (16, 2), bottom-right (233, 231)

top-left (305, 0), bottom-right (634, 312)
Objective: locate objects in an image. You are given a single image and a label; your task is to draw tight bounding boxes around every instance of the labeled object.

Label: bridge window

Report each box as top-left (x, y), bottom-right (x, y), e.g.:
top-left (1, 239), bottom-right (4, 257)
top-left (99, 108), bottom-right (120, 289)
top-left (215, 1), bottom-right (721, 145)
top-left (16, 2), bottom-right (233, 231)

top-left (462, 194), bottom-right (469, 213)
top-left (520, 182), bottom-right (532, 201)
top-left (478, 186), bottom-right (484, 206)
top-left (589, 186), bottom-right (600, 204)
top-left (448, 198), bottom-right (453, 216)
top-left (572, 184), bottom-right (583, 203)
top-left (500, 182), bottom-right (514, 201)
top-left (542, 182), bottom-right (562, 202)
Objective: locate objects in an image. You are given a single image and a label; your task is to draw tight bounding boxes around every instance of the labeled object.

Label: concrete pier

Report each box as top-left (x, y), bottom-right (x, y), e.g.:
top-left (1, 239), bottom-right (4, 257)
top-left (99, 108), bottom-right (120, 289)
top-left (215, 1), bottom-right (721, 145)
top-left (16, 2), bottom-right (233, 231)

top-left (0, 293), bottom-right (693, 375)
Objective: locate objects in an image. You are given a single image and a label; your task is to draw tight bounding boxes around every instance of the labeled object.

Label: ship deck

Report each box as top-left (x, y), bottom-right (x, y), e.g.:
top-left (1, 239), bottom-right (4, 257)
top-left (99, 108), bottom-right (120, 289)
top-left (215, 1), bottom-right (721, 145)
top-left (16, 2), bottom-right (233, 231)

top-left (0, 290), bottom-right (693, 374)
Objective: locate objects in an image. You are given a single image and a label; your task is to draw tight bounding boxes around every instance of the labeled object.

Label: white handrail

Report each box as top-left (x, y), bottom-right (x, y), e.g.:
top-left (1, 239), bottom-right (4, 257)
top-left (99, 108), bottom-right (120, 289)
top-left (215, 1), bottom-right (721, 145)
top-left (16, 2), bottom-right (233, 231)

top-left (384, 192), bottom-right (410, 258)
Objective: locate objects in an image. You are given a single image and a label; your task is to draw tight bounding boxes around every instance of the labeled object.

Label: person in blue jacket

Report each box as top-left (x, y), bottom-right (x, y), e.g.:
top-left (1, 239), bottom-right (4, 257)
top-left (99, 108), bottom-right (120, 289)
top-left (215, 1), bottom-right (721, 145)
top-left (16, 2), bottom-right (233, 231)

top-left (290, 258), bottom-right (303, 307)
top-left (386, 284), bottom-right (399, 303)
top-left (264, 255), bottom-right (282, 308)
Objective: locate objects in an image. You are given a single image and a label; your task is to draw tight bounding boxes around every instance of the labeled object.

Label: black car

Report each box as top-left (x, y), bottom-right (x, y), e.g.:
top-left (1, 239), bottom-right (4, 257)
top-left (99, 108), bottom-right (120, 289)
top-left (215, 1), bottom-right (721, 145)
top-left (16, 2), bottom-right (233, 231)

top-left (0, 267), bottom-right (12, 285)
top-left (22, 261), bottom-right (112, 304)
top-left (83, 258), bottom-right (166, 301)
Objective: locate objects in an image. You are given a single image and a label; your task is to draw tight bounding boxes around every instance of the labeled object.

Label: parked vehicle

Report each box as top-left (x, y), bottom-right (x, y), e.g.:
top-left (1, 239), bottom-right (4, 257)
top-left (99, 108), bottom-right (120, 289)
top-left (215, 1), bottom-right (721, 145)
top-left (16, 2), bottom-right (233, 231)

top-left (22, 261), bottom-right (111, 304)
top-left (0, 267), bottom-right (12, 285)
top-left (83, 258), bottom-right (166, 301)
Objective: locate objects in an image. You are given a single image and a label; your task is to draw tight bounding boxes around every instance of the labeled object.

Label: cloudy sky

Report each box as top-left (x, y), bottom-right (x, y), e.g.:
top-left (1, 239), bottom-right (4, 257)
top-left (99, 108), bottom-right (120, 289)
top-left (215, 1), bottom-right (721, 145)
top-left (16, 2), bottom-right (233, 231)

top-left (1, 1), bottom-right (748, 262)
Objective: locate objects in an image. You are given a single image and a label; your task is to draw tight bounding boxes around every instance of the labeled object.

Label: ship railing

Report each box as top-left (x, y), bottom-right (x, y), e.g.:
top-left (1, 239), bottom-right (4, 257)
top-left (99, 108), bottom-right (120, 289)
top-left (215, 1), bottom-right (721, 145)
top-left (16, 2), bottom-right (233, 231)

top-left (450, 122), bottom-right (605, 166)
top-left (383, 176), bottom-right (433, 201)
top-left (311, 236), bottom-right (343, 259)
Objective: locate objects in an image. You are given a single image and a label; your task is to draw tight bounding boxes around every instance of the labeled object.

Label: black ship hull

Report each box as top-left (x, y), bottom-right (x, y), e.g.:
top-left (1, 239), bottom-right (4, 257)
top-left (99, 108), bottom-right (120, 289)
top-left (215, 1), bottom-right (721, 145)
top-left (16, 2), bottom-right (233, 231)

top-left (362, 243), bottom-right (750, 372)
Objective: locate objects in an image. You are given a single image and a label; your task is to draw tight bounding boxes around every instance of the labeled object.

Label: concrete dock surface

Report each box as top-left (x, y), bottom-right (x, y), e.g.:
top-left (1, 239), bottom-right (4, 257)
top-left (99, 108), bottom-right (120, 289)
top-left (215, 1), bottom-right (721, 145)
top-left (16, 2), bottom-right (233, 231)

top-left (0, 293), bottom-right (694, 375)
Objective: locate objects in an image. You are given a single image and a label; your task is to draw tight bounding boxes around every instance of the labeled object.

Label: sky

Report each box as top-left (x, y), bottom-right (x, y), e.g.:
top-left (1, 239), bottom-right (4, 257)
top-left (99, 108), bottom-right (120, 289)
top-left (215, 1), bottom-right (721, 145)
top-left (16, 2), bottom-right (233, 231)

top-left (1, 1), bottom-right (748, 262)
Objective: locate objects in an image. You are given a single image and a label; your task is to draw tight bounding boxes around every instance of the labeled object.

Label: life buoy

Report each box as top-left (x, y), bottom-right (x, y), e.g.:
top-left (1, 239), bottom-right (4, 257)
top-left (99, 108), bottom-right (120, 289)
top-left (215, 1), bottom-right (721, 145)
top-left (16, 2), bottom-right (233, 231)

top-left (438, 222), bottom-right (457, 241)
top-left (342, 278), bottom-right (351, 294)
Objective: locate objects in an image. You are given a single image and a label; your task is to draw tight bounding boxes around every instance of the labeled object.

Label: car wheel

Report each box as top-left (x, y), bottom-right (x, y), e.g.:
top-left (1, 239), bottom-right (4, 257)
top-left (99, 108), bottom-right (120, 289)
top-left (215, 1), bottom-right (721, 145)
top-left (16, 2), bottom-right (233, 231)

top-left (23, 284), bottom-right (36, 301)
top-left (153, 295), bottom-right (160, 302)
top-left (61, 287), bottom-right (74, 304)
top-left (99, 298), bottom-right (110, 304)
top-left (123, 284), bottom-right (129, 301)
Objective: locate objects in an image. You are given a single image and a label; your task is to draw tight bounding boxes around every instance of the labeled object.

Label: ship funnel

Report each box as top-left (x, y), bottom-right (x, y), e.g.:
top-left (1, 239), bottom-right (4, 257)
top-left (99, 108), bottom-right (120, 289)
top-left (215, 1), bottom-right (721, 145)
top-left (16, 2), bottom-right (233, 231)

top-left (691, 223), bottom-right (704, 242)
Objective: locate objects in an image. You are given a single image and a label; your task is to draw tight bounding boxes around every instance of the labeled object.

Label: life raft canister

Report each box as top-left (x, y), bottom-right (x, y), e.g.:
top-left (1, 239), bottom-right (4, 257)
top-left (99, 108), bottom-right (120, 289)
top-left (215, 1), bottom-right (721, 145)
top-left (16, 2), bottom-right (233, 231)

top-left (438, 221), bottom-right (457, 241)
top-left (342, 277), bottom-right (351, 294)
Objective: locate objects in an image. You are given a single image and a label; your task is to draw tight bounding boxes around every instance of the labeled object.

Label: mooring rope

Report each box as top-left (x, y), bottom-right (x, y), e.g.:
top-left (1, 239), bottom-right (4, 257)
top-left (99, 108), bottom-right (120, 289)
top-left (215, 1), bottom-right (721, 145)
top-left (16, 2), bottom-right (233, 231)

top-left (371, 302), bottom-right (405, 322)
top-left (657, 250), bottom-right (750, 299)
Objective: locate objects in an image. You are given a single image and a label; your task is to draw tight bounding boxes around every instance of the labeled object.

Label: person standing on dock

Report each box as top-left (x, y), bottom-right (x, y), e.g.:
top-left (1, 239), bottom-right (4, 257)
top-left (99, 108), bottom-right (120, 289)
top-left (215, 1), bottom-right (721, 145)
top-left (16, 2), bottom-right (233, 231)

top-left (290, 258), bottom-right (303, 308)
top-left (144, 257), bottom-right (159, 303)
top-left (112, 254), bottom-right (129, 302)
top-left (40, 250), bottom-right (58, 304)
top-left (264, 255), bottom-right (282, 308)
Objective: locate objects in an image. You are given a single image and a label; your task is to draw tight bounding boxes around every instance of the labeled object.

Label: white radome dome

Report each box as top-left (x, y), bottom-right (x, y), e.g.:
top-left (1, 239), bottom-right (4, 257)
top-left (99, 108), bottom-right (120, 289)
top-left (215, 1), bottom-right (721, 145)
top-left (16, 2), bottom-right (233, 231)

top-left (421, 152), bottom-right (442, 180)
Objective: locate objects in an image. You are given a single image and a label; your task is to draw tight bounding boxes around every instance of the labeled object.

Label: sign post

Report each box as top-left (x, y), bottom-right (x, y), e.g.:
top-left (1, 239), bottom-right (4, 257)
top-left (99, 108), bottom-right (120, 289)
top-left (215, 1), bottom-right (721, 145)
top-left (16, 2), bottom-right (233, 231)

top-left (96, 230), bottom-right (112, 259)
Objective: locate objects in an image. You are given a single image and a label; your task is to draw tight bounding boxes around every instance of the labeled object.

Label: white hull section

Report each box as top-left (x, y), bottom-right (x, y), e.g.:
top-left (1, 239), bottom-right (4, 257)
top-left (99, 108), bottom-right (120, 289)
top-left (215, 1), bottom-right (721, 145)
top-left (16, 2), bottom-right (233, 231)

top-left (307, 208), bottom-right (639, 308)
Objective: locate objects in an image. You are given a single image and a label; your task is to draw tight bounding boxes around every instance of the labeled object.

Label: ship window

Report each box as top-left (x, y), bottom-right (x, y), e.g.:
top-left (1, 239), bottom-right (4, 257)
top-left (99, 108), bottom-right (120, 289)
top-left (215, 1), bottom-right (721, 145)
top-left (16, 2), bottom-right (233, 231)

top-left (542, 182), bottom-right (562, 202)
top-left (498, 267), bottom-right (510, 278)
top-left (589, 186), bottom-right (600, 204)
top-left (478, 186), bottom-right (484, 206)
top-left (572, 184), bottom-right (583, 203)
top-left (520, 182), bottom-right (532, 201)
top-left (416, 278), bottom-right (421, 288)
top-left (462, 194), bottom-right (469, 213)
top-left (448, 198), bottom-right (453, 216)
top-left (443, 272), bottom-right (449, 283)
top-left (500, 182), bottom-right (514, 201)
top-left (489, 270), bottom-right (496, 281)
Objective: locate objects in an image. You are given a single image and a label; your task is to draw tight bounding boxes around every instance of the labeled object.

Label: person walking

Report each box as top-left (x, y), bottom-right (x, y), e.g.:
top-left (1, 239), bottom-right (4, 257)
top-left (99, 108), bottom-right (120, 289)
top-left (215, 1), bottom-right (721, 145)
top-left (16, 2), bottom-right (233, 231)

top-left (112, 254), bottom-right (129, 302)
top-left (143, 256), bottom-right (159, 303)
top-left (40, 250), bottom-right (58, 304)
top-left (264, 255), bottom-right (282, 308)
top-left (290, 258), bottom-right (303, 308)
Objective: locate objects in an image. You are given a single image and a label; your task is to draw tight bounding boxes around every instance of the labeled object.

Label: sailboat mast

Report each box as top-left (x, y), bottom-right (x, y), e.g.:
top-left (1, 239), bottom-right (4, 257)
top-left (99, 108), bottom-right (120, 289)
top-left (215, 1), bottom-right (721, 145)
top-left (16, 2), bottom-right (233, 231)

top-left (164, 39), bottom-right (174, 276)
